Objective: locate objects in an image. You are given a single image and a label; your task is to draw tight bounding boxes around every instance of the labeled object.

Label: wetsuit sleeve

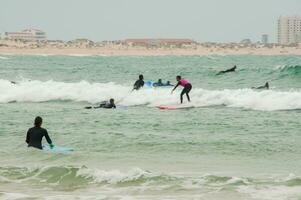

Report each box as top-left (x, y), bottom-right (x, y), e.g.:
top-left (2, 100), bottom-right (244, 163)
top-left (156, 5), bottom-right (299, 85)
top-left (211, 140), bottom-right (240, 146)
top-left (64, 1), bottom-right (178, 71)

top-left (44, 130), bottom-right (53, 145)
top-left (172, 82), bottom-right (180, 91)
top-left (133, 80), bottom-right (139, 90)
top-left (26, 129), bottom-right (30, 144)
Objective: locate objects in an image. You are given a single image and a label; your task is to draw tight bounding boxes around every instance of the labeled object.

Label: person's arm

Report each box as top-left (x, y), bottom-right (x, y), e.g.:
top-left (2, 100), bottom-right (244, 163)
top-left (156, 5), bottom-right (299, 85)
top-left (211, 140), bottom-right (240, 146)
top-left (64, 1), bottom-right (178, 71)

top-left (26, 129), bottom-right (30, 144)
top-left (44, 130), bottom-right (53, 147)
top-left (171, 82), bottom-right (180, 93)
top-left (133, 80), bottom-right (138, 90)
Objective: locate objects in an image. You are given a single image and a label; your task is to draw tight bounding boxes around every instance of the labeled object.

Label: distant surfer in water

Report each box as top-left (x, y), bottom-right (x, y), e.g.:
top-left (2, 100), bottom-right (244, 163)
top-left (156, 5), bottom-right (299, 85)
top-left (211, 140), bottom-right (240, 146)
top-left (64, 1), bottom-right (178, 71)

top-left (216, 65), bottom-right (237, 75)
top-left (252, 82), bottom-right (269, 90)
top-left (85, 98), bottom-right (116, 109)
top-left (171, 76), bottom-right (192, 104)
top-left (26, 116), bottom-right (54, 150)
top-left (133, 74), bottom-right (144, 90)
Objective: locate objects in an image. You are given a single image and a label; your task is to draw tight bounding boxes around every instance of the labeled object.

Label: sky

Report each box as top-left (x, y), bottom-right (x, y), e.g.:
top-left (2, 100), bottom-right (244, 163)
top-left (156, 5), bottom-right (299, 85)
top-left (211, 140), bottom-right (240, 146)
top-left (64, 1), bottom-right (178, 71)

top-left (0, 0), bottom-right (300, 42)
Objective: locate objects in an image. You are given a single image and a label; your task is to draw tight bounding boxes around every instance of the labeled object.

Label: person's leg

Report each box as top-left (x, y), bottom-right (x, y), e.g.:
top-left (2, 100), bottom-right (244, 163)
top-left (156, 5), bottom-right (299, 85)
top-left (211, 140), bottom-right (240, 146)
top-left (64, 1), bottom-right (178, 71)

top-left (180, 89), bottom-right (185, 104)
top-left (186, 84), bottom-right (192, 102)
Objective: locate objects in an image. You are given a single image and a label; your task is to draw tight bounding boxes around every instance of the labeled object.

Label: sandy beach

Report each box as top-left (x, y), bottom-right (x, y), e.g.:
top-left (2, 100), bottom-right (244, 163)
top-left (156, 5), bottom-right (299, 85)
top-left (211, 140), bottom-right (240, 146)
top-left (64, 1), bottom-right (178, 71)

top-left (1, 39), bottom-right (300, 56)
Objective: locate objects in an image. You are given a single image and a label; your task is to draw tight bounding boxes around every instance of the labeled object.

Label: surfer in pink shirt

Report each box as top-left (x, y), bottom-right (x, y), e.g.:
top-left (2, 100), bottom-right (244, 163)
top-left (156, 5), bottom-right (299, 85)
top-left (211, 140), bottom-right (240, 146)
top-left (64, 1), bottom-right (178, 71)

top-left (171, 76), bottom-right (192, 104)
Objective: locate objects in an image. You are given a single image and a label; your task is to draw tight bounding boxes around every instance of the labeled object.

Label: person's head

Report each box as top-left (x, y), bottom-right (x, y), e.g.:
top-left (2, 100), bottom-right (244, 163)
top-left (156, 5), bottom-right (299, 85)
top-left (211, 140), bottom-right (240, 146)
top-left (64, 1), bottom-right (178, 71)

top-left (110, 98), bottom-right (115, 104)
top-left (139, 74), bottom-right (144, 80)
top-left (158, 79), bottom-right (162, 83)
top-left (167, 81), bottom-right (170, 84)
top-left (176, 75), bottom-right (181, 81)
top-left (34, 116), bottom-right (43, 127)
top-left (234, 65), bottom-right (237, 69)
top-left (265, 82), bottom-right (269, 87)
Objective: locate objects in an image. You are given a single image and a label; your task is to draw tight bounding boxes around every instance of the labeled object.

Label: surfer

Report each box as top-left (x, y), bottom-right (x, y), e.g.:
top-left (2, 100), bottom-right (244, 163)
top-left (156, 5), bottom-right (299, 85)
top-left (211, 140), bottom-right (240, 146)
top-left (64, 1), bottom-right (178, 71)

top-left (216, 65), bottom-right (237, 75)
top-left (85, 98), bottom-right (116, 109)
top-left (133, 74), bottom-right (144, 90)
top-left (252, 82), bottom-right (269, 90)
top-left (153, 79), bottom-right (163, 87)
top-left (171, 76), bottom-right (192, 104)
top-left (26, 116), bottom-right (54, 150)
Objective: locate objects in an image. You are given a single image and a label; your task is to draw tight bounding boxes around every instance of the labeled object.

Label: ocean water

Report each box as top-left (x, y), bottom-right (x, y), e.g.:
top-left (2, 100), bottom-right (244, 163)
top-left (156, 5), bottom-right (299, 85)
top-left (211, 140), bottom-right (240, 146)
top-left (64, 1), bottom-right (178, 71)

top-left (0, 54), bottom-right (301, 200)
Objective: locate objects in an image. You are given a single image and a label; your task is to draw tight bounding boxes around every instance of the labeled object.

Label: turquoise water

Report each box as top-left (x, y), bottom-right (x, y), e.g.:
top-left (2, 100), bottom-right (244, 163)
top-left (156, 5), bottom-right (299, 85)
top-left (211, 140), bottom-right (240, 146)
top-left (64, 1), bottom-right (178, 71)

top-left (0, 54), bottom-right (301, 200)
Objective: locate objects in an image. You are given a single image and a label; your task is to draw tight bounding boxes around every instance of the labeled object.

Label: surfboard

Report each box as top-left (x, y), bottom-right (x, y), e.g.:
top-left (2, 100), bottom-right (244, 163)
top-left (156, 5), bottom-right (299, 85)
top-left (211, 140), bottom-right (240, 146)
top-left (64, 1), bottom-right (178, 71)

top-left (42, 144), bottom-right (73, 152)
top-left (144, 80), bottom-right (153, 87)
top-left (157, 104), bottom-right (194, 110)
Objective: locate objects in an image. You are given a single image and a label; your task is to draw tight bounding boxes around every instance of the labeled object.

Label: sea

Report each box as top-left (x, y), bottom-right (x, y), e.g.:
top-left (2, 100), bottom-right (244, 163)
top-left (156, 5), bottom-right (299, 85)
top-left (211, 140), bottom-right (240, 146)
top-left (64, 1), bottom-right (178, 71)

top-left (0, 54), bottom-right (300, 200)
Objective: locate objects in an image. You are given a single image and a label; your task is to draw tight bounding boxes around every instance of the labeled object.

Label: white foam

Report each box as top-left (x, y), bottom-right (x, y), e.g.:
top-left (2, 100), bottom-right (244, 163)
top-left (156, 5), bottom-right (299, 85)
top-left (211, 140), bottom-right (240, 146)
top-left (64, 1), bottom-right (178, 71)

top-left (0, 79), bottom-right (301, 111)
top-left (0, 56), bottom-right (9, 60)
top-left (238, 185), bottom-right (301, 200)
top-left (77, 167), bottom-right (150, 184)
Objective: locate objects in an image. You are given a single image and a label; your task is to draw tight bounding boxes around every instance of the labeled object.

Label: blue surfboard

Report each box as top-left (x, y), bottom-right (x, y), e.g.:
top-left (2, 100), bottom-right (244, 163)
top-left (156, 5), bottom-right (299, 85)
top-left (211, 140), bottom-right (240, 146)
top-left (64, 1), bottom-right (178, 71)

top-left (144, 80), bottom-right (153, 87)
top-left (42, 144), bottom-right (73, 152)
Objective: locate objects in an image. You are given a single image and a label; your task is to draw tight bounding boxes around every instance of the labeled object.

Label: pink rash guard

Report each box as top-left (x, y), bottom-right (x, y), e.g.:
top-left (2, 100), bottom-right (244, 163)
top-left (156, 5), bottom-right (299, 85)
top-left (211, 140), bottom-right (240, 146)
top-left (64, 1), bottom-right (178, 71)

top-left (179, 79), bottom-right (189, 87)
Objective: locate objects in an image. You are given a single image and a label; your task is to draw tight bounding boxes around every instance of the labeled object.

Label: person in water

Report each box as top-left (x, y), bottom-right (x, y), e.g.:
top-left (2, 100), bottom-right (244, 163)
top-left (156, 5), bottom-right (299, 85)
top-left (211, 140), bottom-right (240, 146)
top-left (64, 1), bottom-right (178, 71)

top-left (86, 98), bottom-right (116, 109)
top-left (171, 76), bottom-right (192, 104)
top-left (165, 81), bottom-right (174, 86)
top-left (133, 74), bottom-right (144, 90)
top-left (26, 116), bottom-right (54, 150)
top-left (97, 98), bottom-right (116, 109)
top-left (216, 65), bottom-right (237, 75)
top-left (153, 79), bottom-right (163, 87)
top-left (252, 82), bottom-right (269, 90)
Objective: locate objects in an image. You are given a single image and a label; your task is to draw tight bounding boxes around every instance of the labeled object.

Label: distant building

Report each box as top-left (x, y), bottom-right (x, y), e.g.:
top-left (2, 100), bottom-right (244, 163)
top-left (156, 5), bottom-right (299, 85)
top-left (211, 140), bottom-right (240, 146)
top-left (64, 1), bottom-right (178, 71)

top-left (278, 16), bottom-right (301, 45)
top-left (125, 38), bottom-right (195, 47)
top-left (261, 34), bottom-right (269, 44)
top-left (1, 29), bottom-right (46, 41)
top-left (240, 39), bottom-right (252, 44)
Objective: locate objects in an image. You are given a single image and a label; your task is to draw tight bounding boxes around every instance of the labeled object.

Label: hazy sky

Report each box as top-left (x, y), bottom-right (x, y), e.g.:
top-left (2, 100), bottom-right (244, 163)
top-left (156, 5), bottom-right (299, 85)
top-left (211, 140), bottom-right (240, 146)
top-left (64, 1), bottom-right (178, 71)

top-left (0, 0), bottom-right (300, 42)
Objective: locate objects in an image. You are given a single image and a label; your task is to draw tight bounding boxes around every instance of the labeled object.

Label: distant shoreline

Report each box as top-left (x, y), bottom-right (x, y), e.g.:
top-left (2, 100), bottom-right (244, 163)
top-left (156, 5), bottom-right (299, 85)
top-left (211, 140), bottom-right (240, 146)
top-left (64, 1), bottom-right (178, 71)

top-left (1, 38), bottom-right (301, 56)
top-left (1, 47), bottom-right (301, 56)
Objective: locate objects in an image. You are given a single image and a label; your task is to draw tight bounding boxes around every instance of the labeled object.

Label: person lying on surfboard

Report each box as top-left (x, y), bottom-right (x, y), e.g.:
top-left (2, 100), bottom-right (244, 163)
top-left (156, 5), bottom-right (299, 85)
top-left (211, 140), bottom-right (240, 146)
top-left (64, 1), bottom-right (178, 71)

top-left (216, 65), bottom-right (237, 75)
top-left (252, 82), bottom-right (269, 90)
top-left (85, 98), bottom-right (116, 109)
top-left (171, 76), bottom-right (192, 104)
top-left (133, 74), bottom-right (144, 90)
top-left (26, 116), bottom-right (54, 150)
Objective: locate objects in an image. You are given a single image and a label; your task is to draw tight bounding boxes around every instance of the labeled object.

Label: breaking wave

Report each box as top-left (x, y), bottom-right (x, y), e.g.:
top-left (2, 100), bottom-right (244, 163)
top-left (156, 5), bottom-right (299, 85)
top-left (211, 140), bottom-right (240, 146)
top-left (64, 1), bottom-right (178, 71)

top-left (0, 79), bottom-right (301, 111)
top-left (1, 166), bottom-right (301, 199)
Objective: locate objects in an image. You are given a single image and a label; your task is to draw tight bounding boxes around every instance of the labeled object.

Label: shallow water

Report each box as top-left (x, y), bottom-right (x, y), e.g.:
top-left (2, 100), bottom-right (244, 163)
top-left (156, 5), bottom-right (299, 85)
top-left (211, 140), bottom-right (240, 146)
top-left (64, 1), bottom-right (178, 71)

top-left (0, 54), bottom-right (301, 199)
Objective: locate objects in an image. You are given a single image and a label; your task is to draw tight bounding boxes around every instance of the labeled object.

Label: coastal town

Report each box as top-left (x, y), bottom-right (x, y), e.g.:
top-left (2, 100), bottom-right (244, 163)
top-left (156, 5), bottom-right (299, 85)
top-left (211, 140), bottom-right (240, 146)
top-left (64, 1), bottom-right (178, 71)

top-left (0, 16), bottom-right (301, 56)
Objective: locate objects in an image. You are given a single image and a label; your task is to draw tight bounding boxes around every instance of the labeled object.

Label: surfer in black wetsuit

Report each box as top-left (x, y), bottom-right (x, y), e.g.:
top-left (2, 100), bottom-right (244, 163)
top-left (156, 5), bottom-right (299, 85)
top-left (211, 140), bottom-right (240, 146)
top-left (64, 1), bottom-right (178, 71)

top-left (133, 75), bottom-right (144, 90)
top-left (85, 98), bottom-right (116, 109)
top-left (153, 79), bottom-right (163, 87)
top-left (216, 65), bottom-right (237, 75)
top-left (26, 116), bottom-right (54, 150)
top-left (252, 82), bottom-right (269, 90)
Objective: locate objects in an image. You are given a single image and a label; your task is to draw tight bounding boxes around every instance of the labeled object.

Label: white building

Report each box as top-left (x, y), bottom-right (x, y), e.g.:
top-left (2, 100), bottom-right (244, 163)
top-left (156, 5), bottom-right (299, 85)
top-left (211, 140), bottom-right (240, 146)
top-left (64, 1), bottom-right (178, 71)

top-left (278, 16), bottom-right (301, 45)
top-left (1, 29), bottom-right (46, 41)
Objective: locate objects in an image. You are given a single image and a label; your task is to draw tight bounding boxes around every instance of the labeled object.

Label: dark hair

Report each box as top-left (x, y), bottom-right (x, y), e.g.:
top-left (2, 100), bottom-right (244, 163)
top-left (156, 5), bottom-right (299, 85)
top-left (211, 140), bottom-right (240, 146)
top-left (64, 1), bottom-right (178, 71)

top-left (176, 75), bottom-right (181, 79)
top-left (34, 116), bottom-right (43, 127)
top-left (110, 98), bottom-right (114, 102)
top-left (139, 74), bottom-right (144, 80)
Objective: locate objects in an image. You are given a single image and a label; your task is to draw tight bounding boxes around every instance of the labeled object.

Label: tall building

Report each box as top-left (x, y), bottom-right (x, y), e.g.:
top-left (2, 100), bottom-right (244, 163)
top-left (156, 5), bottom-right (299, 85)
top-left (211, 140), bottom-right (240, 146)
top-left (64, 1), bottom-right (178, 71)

top-left (278, 16), bottom-right (301, 45)
top-left (1, 29), bottom-right (46, 41)
top-left (261, 34), bottom-right (269, 44)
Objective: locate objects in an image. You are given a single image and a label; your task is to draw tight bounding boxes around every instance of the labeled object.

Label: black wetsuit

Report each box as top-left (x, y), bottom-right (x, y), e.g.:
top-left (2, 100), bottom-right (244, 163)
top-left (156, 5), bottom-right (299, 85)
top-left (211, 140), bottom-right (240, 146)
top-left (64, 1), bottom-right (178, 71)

top-left (26, 127), bottom-right (52, 150)
top-left (133, 79), bottom-right (144, 90)
top-left (181, 83), bottom-right (192, 103)
top-left (98, 101), bottom-right (116, 109)
top-left (217, 67), bottom-right (236, 75)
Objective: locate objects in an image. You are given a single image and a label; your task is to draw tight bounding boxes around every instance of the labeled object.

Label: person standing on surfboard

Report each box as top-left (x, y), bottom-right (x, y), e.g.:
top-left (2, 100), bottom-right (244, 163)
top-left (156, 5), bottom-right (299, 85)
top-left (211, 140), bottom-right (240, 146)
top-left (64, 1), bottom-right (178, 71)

top-left (171, 76), bottom-right (192, 104)
top-left (26, 116), bottom-right (54, 150)
top-left (133, 74), bottom-right (144, 90)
